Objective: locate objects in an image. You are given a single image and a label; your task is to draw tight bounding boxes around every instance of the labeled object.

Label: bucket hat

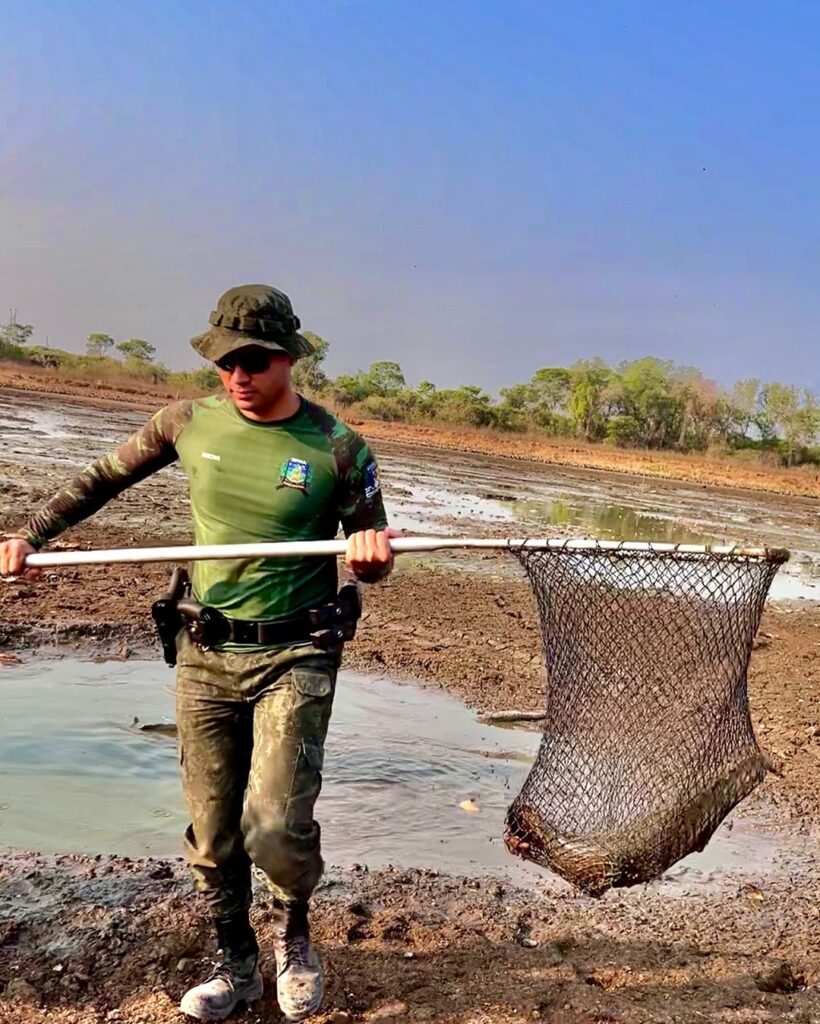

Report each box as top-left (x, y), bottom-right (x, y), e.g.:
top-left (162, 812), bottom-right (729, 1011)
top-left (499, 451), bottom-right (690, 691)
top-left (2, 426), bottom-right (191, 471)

top-left (190, 284), bottom-right (313, 361)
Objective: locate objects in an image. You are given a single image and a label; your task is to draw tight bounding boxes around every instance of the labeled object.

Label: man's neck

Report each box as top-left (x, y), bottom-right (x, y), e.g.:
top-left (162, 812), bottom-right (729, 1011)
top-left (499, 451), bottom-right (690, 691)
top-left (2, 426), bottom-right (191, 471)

top-left (236, 389), bottom-right (301, 423)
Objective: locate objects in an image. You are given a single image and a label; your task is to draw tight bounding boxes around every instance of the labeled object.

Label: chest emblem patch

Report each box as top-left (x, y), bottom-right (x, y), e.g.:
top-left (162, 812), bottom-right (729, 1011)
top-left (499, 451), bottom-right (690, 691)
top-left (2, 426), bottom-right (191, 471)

top-left (279, 457), bottom-right (312, 493)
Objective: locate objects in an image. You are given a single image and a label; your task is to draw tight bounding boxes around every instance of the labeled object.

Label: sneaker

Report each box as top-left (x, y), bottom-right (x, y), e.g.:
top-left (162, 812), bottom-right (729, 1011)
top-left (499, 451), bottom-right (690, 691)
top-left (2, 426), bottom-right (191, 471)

top-left (271, 900), bottom-right (324, 1022)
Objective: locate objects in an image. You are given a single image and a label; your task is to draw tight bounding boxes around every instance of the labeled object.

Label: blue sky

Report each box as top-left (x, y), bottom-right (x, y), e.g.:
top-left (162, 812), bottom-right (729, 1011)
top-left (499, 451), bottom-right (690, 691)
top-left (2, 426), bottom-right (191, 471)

top-left (1, 1), bottom-right (818, 393)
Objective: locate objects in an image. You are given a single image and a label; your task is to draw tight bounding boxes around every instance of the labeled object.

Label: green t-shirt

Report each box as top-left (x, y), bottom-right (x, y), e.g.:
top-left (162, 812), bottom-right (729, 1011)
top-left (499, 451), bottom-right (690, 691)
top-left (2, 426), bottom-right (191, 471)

top-left (20, 396), bottom-right (388, 622)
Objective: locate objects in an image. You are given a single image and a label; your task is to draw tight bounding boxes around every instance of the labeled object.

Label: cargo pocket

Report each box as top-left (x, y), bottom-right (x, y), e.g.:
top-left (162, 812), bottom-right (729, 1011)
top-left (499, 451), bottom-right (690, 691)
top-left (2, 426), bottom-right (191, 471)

top-left (289, 663), bottom-right (335, 751)
top-left (291, 664), bottom-right (335, 699)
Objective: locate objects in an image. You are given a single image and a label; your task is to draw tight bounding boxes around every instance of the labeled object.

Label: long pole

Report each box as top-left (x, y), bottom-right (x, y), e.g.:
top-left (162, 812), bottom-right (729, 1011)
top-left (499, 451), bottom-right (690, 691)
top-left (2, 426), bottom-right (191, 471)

top-left (24, 538), bottom-right (789, 569)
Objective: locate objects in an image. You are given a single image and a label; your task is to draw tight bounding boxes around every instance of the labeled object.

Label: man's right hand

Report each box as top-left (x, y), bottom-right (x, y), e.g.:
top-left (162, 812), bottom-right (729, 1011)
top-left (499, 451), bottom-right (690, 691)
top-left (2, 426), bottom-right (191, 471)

top-left (0, 538), bottom-right (41, 580)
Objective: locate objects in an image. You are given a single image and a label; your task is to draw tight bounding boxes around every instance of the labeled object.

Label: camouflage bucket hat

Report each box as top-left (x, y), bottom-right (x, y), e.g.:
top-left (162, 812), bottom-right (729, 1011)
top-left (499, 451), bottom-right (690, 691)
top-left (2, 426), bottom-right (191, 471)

top-left (190, 284), bottom-right (314, 362)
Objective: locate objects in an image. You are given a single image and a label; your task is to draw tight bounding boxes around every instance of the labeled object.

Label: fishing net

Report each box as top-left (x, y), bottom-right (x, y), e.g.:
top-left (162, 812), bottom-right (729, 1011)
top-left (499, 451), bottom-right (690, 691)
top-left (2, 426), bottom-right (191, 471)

top-left (504, 541), bottom-right (787, 895)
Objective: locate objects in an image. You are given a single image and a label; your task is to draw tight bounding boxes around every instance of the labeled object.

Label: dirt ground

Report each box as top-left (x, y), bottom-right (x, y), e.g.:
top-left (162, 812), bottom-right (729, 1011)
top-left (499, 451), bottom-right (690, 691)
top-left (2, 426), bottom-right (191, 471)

top-left (1, 386), bottom-right (819, 1023)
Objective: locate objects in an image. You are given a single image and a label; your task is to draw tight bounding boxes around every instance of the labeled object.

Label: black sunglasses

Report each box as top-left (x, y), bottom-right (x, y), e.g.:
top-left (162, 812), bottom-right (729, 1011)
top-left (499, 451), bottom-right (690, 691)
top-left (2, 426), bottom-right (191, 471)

top-left (215, 349), bottom-right (276, 375)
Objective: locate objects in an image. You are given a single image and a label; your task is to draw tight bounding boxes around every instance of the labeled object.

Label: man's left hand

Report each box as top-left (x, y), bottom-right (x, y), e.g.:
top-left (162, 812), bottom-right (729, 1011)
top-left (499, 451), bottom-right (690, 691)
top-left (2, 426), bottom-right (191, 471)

top-left (345, 528), bottom-right (395, 583)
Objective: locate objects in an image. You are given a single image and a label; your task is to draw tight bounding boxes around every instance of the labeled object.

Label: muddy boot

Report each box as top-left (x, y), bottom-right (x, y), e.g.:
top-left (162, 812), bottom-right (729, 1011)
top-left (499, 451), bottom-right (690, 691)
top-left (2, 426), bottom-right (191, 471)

top-left (271, 899), bottom-right (324, 1022)
top-left (179, 911), bottom-right (263, 1021)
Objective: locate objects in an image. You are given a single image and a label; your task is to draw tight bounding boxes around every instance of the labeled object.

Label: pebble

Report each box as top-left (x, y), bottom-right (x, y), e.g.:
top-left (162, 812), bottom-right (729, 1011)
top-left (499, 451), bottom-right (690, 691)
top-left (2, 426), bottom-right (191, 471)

top-left (329, 1013), bottom-right (352, 1024)
top-left (147, 862), bottom-right (174, 880)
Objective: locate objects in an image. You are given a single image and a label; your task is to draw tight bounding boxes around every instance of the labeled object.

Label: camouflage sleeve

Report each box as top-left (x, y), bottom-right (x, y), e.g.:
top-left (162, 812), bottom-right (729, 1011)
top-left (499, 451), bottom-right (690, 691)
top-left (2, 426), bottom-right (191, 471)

top-left (17, 401), bottom-right (193, 549)
top-left (337, 432), bottom-right (388, 537)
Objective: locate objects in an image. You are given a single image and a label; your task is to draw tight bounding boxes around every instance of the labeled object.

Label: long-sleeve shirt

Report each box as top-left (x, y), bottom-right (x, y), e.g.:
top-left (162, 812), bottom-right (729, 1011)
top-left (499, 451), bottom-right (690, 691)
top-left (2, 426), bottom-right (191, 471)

top-left (18, 395), bottom-right (387, 621)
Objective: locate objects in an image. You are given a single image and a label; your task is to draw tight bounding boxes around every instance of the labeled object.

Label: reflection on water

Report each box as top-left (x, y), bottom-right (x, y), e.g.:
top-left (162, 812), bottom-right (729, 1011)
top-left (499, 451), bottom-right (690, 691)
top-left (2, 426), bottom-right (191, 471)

top-left (511, 498), bottom-right (709, 544)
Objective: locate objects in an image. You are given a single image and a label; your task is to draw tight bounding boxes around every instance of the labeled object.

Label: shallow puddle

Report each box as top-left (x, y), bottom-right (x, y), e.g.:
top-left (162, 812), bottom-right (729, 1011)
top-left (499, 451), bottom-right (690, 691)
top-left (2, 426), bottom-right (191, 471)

top-left (0, 658), bottom-right (814, 895)
top-left (0, 657), bottom-right (540, 879)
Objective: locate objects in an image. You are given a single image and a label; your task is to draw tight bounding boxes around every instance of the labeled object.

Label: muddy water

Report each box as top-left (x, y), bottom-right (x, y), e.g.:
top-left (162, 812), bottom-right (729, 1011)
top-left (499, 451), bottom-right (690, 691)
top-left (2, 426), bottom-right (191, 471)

top-left (1, 658), bottom-right (814, 895)
top-left (0, 657), bottom-right (539, 879)
top-left (0, 393), bottom-right (816, 601)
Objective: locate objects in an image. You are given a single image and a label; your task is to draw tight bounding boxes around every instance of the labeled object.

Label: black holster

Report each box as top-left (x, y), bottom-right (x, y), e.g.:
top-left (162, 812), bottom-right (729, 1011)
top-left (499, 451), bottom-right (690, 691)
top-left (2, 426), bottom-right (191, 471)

top-left (306, 582), bottom-right (362, 649)
top-left (150, 567), bottom-right (190, 667)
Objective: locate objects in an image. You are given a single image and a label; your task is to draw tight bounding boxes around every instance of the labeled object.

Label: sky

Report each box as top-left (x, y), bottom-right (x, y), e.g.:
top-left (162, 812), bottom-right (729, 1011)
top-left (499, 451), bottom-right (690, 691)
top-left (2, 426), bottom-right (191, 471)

top-left (1, 0), bottom-right (818, 394)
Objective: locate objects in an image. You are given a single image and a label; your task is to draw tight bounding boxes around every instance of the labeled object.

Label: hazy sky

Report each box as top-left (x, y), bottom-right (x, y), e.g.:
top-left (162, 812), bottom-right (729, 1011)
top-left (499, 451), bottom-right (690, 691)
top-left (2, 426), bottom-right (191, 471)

top-left (2, 1), bottom-right (818, 393)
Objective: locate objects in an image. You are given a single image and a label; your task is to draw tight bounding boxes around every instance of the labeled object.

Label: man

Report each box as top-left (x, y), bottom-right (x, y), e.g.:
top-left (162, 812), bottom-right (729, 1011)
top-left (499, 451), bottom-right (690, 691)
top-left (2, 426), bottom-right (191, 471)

top-left (0, 284), bottom-right (393, 1022)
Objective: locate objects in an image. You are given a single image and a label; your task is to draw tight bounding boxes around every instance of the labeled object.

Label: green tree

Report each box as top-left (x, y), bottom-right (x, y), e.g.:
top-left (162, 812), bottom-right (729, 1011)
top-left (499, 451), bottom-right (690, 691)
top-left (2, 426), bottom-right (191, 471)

top-left (496, 368), bottom-right (573, 434)
top-left (428, 384), bottom-right (493, 426)
top-left (193, 366), bottom-right (220, 390)
top-left (605, 414), bottom-right (643, 447)
top-left (292, 331), bottom-right (330, 394)
top-left (760, 383), bottom-right (819, 464)
top-left (364, 360), bottom-right (406, 396)
top-left (0, 311), bottom-right (34, 347)
top-left (497, 382), bottom-right (534, 427)
top-left (116, 338), bottom-right (156, 362)
top-left (530, 367), bottom-right (572, 415)
top-left (568, 359), bottom-right (612, 441)
top-left (332, 373), bottom-right (372, 405)
top-left (610, 357), bottom-right (680, 448)
top-left (729, 379), bottom-right (760, 439)
top-left (413, 380), bottom-right (437, 415)
top-left (86, 333), bottom-right (115, 357)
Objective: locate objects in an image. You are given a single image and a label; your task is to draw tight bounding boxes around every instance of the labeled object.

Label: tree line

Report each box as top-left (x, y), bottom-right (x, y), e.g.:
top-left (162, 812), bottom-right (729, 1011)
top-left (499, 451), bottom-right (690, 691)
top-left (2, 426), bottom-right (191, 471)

top-left (0, 315), bottom-right (218, 391)
top-left (295, 336), bottom-right (818, 467)
top-left (1, 313), bottom-right (817, 466)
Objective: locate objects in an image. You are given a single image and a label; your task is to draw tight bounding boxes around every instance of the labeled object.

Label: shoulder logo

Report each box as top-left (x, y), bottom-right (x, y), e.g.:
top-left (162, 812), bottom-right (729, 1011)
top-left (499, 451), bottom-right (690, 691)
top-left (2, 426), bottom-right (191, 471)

top-left (279, 457), bottom-right (312, 494)
top-left (364, 461), bottom-right (380, 499)
top-left (201, 451), bottom-right (221, 462)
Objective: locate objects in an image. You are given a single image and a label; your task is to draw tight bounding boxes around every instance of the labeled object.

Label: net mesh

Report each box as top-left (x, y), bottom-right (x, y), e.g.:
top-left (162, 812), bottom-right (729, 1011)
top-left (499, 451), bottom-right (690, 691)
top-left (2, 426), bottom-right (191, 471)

top-left (504, 543), bottom-right (786, 896)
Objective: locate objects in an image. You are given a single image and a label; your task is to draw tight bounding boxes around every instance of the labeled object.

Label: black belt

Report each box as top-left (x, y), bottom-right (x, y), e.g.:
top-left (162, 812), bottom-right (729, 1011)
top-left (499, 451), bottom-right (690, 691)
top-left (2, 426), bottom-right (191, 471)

top-left (175, 583), bottom-right (362, 652)
top-left (215, 609), bottom-right (316, 647)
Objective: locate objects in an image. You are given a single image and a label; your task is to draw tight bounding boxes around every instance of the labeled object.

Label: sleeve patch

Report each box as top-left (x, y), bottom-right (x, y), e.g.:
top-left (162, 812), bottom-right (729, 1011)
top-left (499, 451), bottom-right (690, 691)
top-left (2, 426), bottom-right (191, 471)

top-left (364, 461), bottom-right (381, 500)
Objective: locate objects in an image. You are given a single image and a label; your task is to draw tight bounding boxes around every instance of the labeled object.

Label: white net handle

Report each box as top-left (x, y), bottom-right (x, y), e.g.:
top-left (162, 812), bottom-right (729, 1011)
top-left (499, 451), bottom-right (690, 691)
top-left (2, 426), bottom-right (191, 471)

top-left (24, 537), bottom-right (790, 569)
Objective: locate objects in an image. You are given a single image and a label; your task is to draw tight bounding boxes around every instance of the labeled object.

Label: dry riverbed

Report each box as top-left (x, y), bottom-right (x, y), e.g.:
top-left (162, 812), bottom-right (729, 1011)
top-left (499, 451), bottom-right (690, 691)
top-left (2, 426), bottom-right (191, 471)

top-left (0, 387), bottom-right (819, 1023)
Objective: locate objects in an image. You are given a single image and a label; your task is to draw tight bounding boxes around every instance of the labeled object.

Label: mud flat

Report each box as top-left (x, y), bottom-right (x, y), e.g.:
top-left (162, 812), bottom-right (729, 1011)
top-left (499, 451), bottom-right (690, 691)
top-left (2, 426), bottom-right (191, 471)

top-left (1, 389), bottom-right (819, 1023)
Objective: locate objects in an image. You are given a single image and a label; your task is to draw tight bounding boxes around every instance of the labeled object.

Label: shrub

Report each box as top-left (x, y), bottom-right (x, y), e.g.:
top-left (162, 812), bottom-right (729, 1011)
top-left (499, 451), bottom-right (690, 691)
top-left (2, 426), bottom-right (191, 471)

top-left (606, 414), bottom-right (642, 447)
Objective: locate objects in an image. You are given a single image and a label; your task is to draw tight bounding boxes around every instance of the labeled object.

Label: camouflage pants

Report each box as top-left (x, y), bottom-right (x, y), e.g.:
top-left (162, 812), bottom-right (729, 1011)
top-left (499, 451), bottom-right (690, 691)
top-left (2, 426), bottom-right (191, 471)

top-left (175, 630), bottom-right (338, 919)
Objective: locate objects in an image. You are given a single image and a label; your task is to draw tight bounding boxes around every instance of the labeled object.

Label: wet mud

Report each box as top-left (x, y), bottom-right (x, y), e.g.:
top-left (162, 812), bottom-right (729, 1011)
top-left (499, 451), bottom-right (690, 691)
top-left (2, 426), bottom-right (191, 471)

top-left (1, 386), bottom-right (819, 1023)
top-left (2, 849), bottom-right (820, 1024)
